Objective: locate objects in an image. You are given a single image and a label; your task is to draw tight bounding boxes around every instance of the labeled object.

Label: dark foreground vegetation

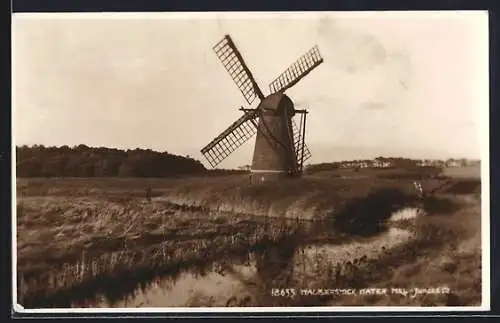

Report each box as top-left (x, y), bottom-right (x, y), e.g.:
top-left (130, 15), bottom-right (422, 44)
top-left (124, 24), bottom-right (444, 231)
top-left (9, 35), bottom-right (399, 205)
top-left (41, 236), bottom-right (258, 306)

top-left (332, 188), bottom-right (414, 236)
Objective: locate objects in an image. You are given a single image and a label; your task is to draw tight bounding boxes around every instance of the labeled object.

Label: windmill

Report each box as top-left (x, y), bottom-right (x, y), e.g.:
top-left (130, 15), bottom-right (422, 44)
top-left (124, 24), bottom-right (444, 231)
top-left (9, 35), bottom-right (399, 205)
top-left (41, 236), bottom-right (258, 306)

top-left (200, 34), bottom-right (324, 183)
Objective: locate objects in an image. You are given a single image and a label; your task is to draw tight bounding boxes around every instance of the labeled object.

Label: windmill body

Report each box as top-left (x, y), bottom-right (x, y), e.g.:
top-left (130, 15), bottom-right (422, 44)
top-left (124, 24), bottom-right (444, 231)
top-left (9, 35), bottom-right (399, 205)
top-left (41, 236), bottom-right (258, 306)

top-left (200, 34), bottom-right (323, 182)
top-left (251, 93), bottom-right (298, 180)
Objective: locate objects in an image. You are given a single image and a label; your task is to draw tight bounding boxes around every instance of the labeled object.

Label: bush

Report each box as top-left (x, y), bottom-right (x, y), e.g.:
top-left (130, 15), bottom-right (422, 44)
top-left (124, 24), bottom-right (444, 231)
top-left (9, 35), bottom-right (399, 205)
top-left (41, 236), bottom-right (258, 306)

top-left (421, 196), bottom-right (460, 214)
top-left (332, 188), bottom-right (413, 236)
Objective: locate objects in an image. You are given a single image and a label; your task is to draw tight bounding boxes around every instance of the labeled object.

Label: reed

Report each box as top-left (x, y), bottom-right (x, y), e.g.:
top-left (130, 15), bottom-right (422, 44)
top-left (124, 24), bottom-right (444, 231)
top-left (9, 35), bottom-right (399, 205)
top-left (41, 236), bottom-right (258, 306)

top-left (19, 216), bottom-right (303, 308)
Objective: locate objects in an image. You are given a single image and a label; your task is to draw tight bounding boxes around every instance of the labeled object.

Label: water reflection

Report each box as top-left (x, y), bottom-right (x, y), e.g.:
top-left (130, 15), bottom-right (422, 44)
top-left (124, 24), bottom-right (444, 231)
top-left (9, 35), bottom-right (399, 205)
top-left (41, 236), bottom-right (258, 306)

top-left (76, 225), bottom-right (414, 308)
top-left (388, 207), bottom-right (421, 222)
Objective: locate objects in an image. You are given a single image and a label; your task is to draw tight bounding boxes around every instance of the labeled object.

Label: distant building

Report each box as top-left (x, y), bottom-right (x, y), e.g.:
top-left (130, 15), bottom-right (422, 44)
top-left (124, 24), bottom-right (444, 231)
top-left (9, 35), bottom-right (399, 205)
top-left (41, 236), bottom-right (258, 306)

top-left (417, 159), bottom-right (435, 167)
top-left (445, 159), bottom-right (460, 167)
top-left (372, 160), bottom-right (391, 168)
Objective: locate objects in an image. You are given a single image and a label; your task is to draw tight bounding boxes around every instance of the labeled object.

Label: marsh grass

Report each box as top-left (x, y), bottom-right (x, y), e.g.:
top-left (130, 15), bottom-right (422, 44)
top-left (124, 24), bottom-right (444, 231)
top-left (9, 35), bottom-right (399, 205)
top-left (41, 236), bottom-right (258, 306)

top-left (17, 175), bottom-right (427, 219)
top-left (18, 212), bottom-right (306, 308)
top-left (443, 179), bottom-right (481, 195)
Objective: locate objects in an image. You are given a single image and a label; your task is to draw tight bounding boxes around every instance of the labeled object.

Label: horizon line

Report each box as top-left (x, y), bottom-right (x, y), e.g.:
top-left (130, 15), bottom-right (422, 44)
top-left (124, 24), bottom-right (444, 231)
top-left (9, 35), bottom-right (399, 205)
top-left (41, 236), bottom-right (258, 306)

top-left (13, 143), bottom-right (481, 163)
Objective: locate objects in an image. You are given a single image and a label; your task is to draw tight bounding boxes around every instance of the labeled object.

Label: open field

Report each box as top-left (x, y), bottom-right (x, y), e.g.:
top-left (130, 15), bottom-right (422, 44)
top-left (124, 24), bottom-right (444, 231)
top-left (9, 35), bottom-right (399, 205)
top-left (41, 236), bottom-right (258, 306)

top-left (15, 166), bottom-right (482, 308)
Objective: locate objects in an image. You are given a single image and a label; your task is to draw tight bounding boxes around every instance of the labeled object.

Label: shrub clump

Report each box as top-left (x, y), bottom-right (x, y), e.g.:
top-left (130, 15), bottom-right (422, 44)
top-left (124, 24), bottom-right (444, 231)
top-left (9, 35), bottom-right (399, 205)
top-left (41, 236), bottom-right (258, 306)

top-left (332, 188), bottom-right (412, 236)
top-left (421, 195), bottom-right (460, 214)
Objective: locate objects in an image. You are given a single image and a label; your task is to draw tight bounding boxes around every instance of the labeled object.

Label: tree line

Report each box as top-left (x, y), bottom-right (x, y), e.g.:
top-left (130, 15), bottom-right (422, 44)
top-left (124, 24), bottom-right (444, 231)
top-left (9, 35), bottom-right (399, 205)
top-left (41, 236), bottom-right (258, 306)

top-left (305, 157), bottom-right (420, 174)
top-left (304, 156), bottom-right (476, 175)
top-left (16, 145), bottom-right (475, 178)
top-left (16, 144), bottom-right (209, 178)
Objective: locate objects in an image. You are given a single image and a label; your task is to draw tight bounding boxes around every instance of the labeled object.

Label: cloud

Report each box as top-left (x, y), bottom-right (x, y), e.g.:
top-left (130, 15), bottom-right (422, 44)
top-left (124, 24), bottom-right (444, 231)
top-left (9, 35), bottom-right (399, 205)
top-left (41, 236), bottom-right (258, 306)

top-left (361, 102), bottom-right (385, 110)
top-left (316, 18), bottom-right (387, 74)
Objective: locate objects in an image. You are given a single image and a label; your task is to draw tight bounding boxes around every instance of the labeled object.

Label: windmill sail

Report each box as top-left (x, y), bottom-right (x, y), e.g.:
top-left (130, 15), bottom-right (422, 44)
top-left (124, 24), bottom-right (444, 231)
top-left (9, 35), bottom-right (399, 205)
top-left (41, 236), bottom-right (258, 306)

top-left (201, 110), bottom-right (259, 168)
top-left (291, 117), bottom-right (311, 165)
top-left (269, 45), bottom-right (323, 94)
top-left (213, 35), bottom-right (265, 105)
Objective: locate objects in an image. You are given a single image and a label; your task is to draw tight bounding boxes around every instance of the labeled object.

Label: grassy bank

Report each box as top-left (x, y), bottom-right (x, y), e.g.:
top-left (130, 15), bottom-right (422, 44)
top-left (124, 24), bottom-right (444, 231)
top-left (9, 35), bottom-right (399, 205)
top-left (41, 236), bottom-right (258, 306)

top-left (18, 172), bottom-right (428, 220)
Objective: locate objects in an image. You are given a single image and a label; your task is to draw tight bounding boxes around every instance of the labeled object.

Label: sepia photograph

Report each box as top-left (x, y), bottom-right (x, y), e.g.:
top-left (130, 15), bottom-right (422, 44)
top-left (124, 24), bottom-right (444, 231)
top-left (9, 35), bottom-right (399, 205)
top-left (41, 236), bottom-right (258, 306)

top-left (12, 11), bottom-right (489, 311)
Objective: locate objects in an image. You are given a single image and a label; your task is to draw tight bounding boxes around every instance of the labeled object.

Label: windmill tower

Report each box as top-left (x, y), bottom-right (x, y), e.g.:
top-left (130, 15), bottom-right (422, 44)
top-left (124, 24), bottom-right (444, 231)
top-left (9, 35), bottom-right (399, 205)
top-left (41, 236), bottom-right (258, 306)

top-left (200, 34), bottom-right (324, 183)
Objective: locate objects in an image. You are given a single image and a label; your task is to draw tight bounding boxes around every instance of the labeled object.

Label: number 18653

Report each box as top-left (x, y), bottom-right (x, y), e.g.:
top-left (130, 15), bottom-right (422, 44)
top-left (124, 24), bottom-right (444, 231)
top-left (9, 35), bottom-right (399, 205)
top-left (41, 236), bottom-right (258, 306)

top-left (271, 288), bottom-right (296, 298)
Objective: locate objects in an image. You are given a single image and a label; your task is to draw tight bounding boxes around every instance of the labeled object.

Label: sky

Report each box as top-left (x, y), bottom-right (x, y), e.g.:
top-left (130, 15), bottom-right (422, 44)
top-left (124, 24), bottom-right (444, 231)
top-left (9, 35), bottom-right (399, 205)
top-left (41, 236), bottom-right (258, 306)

top-left (12, 11), bottom-right (489, 169)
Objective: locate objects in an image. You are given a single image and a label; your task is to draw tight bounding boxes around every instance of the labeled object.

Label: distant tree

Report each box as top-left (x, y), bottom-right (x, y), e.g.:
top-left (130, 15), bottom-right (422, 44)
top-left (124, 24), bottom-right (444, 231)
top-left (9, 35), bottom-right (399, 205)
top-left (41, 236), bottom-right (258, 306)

top-left (74, 144), bottom-right (89, 151)
top-left (16, 158), bottom-right (42, 177)
top-left (117, 161), bottom-right (134, 177)
top-left (40, 155), bottom-right (67, 177)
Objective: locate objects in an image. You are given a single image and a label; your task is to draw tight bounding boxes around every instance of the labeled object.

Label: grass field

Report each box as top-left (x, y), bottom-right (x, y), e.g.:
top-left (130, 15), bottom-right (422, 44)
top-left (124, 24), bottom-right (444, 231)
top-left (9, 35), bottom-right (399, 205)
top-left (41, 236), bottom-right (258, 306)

top-left (15, 166), bottom-right (482, 308)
